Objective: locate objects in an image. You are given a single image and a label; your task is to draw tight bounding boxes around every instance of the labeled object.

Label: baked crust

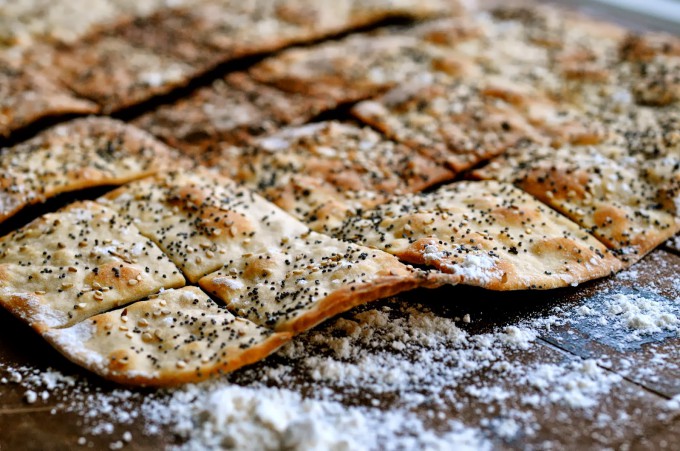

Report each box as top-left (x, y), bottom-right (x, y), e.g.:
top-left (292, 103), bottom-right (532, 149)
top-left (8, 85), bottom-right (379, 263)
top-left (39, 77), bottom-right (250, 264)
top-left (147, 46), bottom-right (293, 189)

top-left (0, 55), bottom-right (97, 137)
top-left (352, 76), bottom-right (547, 173)
top-left (44, 287), bottom-right (290, 386)
top-left (54, 36), bottom-right (195, 113)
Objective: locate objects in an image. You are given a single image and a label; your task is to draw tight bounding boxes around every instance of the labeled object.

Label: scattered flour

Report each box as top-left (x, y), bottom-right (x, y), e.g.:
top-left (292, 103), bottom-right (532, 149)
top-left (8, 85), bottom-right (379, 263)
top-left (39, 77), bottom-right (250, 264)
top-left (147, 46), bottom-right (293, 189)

top-left (575, 290), bottom-right (679, 341)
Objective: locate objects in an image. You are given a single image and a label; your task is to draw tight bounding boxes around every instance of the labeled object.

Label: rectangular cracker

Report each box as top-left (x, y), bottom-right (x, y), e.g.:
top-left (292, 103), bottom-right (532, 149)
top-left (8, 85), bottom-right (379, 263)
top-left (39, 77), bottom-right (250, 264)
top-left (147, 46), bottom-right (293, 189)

top-left (0, 117), bottom-right (183, 225)
top-left (474, 144), bottom-right (680, 263)
top-left (134, 72), bottom-right (335, 156)
top-left (100, 168), bottom-right (310, 283)
top-left (199, 229), bottom-right (422, 333)
top-left (351, 75), bottom-right (546, 173)
top-left (54, 35), bottom-right (195, 113)
top-left (182, 0), bottom-right (455, 58)
top-left (339, 180), bottom-right (622, 290)
top-left (0, 0), bottom-right (166, 46)
top-left (0, 201), bottom-right (185, 332)
top-left (44, 287), bottom-right (290, 386)
top-left (215, 121), bottom-right (455, 233)
top-left (50, 0), bottom-right (455, 114)
top-left (666, 234), bottom-right (680, 253)
top-left (249, 33), bottom-right (463, 105)
top-left (0, 55), bottom-right (98, 137)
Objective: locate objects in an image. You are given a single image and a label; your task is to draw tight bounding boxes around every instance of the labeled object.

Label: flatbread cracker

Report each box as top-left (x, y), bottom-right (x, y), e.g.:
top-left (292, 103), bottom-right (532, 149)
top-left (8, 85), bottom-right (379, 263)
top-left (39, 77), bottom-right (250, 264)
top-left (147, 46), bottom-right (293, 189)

top-left (250, 33), bottom-right (466, 105)
top-left (0, 56), bottom-right (97, 137)
top-left (101, 169), bottom-right (310, 283)
top-left (0, 201), bottom-right (185, 332)
top-left (352, 76), bottom-right (545, 172)
top-left (666, 234), bottom-right (680, 253)
top-left (44, 287), bottom-right (290, 386)
top-left (0, 117), bottom-right (182, 225)
top-left (0, 0), bottom-right (166, 46)
top-left (199, 229), bottom-right (422, 333)
top-left (52, 0), bottom-right (455, 114)
top-left (474, 144), bottom-right (680, 263)
top-left (215, 121), bottom-right (454, 233)
top-left (339, 180), bottom-right (622, 290)
top-left (54, 36), bottom-right (195, 113)
top-left (134, 72), bottom-right (334, 157)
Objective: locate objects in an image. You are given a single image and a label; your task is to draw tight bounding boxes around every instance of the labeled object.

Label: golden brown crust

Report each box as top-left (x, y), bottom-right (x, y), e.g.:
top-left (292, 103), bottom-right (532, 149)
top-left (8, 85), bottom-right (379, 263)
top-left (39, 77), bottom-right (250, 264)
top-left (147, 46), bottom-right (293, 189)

top-left (250, 33), bottom-right (456, 104)
top-left (0, 117), bottom-right (184, 225)
top-left (44, 287), bottom-right (290, 387)
top-left (279, 276), bottom-right (423, 334)
top-left (54, 36), bottom-right (195, 113)
top-left (352, 76), bottom-right (547, 173)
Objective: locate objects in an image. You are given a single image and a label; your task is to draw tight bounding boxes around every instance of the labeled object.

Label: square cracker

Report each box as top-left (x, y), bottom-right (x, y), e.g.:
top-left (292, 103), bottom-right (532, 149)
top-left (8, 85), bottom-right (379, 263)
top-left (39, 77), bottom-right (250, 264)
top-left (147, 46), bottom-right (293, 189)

top-left (339, 180), bottom-right (622, 290)
top-left (199, 229), bottom-right (422, 333)
top-left (351, 75), bottom-right (546, 173)
top-left (54, 36), bottom-right (195, 113)
top-left (0, 201), bottom-right (185, 332)
top-left (0, 56), bottom-right (98, 137)
top-left (181, 0), bottom-right (455, 57)
top-left (0, 117), bottom-right (182, 225)
top-left (134, 72), bottom-right (334, 156)
top-left (250, 33), bottom-right (465, 105)
top-left (44, 287), bottom-right (290, 386)
top-left (474, 144), bottom-right (680, 263)
top-left (101, 169), bottom-right (310, 283)
top-left (215, 121), bottom-right (454, 233)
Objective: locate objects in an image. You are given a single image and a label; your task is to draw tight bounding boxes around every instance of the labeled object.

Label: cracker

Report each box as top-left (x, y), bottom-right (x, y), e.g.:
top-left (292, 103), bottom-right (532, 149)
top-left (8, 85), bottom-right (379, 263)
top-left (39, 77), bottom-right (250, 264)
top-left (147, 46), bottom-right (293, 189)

top-left (44, 287), bottom-right (290, 386)
top-left (199, 229), bottom-right (422, 333)
top-left (215, 121), bottom-right (454, 233)
top-left (339, 181), bottom-right (622, 290)
top-left (54, 36), bottom-right (195, 113)
top-left (0, 201), bottom-right (185, 332)
top-left (183, 0), bottom-right (454, 57)
top-left (134, 72), bottom-right (334, 156)
top-left (474, 144), bottom-right (680, 263)
top-left (0, 117), bottom-right (182, 225)
top-left (0, 56), bottom-right (98, 137)
top-left (352, 76), bottom-right (545, 172)
top-left (101, 169), bottom-right (310, 283)
top-left (250, 33), bottom-right (466, 105)
top-left (0, 0), bottom-right (166, 46)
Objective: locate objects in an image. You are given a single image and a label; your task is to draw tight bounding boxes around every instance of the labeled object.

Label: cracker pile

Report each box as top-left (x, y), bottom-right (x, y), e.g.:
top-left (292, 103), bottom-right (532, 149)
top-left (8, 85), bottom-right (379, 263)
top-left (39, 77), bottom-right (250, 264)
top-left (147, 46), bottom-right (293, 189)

top-left (0, 0), bottom-right (677, 385)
